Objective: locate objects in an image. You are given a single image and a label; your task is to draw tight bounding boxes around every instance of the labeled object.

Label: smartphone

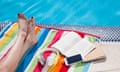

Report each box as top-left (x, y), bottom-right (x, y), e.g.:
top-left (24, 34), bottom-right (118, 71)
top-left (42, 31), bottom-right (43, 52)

top-left (64, 54), bottom-right (83, 65)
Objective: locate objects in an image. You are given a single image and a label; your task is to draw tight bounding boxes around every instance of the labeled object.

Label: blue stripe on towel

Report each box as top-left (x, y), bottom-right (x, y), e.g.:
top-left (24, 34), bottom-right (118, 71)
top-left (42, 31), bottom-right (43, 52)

top-left (0, 22), bottom-right (12, 38)
top-left (83, 62), bottom-right (91, 72)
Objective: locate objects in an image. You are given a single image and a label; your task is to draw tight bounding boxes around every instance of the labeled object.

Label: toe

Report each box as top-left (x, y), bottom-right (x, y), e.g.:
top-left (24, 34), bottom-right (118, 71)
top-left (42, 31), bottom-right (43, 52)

top-left (28, 17), bottom-right (35, 33)
top-left (18, 13), bottom-right (27, 20)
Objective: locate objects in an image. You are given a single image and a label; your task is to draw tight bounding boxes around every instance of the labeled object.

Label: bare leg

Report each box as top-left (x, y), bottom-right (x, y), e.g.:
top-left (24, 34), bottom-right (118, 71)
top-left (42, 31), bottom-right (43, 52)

top-left (0, 14), bottom-right (28, 72)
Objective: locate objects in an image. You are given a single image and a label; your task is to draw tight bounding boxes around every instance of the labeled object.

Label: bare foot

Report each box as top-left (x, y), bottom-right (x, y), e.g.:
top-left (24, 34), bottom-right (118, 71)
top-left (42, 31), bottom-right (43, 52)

top-left (23, 17), bottom-right (37, 52)
top-left (27, 17), bottom-right (37, 44)
top-left (0, 13), bottom-right (28, 62)
top-left (18, 13), bottom-right (28, 39)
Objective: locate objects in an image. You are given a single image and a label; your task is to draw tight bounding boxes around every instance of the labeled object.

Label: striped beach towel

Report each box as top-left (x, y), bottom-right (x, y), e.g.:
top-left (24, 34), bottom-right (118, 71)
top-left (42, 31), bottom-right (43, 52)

top-left (0, 23), bottom-right (100, 72)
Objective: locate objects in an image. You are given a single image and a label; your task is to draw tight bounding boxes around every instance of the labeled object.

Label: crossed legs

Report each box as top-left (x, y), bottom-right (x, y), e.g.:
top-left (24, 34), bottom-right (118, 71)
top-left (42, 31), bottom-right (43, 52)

top-left (0, 14), bottom-right (37, 72)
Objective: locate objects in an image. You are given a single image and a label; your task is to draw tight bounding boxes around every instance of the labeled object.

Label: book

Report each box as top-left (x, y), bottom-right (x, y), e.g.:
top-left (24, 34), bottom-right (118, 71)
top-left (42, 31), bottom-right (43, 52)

top-left (52, 32), bottom-right (105, 65)
top-left (83, 42), bottom-right (105, 62)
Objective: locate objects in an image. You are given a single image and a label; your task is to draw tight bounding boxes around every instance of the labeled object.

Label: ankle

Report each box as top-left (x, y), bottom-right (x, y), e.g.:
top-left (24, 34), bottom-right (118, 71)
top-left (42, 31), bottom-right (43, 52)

top-left (19, 31), bottom-right (27, 38)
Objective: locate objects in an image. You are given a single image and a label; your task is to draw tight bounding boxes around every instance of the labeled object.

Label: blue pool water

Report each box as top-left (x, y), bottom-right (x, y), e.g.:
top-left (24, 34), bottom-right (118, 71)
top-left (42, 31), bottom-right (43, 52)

top-left (0, 0), bottom-right (120, 26)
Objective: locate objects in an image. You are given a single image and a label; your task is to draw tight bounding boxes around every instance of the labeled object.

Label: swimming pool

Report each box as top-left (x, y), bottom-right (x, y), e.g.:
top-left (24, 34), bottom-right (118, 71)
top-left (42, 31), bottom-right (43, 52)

top-left (0, 0), bottom-right (120, 26)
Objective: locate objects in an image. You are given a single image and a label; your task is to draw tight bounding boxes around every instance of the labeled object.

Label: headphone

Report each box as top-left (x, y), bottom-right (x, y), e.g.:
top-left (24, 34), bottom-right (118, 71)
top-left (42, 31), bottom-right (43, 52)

top-left (38, 48), bottom-right (60, 66)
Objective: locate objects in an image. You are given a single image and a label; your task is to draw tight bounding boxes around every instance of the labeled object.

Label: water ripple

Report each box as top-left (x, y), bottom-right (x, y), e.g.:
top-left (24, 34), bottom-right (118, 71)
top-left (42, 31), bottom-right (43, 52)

top-left (0, 0), bottom-right (120, 26)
